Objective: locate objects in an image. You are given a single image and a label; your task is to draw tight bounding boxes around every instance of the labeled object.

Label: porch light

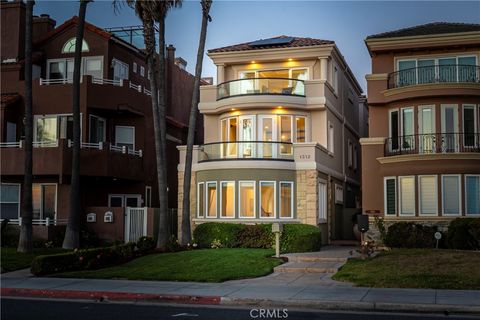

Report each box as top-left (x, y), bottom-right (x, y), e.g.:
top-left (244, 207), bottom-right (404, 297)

top-left (288, 58), bottom-right (293, 61)
top-left (277, 106), bottom-right (283, 109)
top-left (231, 108), bottom-right (236, 111)
top-left (250, 61), bottom-right (256, 64)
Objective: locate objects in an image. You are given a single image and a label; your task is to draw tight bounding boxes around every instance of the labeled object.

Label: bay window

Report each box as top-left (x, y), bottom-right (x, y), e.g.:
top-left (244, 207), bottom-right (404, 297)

top-left (418, 175), bottom-right (438, 215)
top-left (442, 175), bottom-right (461, 215)
top-left (295, 116), bottom-right (306, 142)
top-left (206, 182), bottom-right (217, 218)
top-left (465, 175), bottom-right (480, 215)
top-left (260, 181), bottom-right (275, 218)
top-left (197, 182), bottom-right (205, 218)
top-left (239, 181), bottom-right (255, 218)
top-left (220, 181), bottom-right (235, 218)
top-left (280, 182), bottom-right (293, 218)
top-left (399, 176), bottom-right (415, 215)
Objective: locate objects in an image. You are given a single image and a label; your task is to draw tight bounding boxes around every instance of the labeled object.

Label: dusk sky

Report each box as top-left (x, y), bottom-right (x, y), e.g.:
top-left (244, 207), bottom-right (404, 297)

top-left (34, 0), bottom-right (480, 91)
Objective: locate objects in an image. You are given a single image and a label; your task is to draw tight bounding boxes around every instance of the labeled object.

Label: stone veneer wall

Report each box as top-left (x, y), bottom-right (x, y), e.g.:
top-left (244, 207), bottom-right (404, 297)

top-left (296, 170), bottom-right (318, 226)
top-left (177, 171), bottom-right (197, 241)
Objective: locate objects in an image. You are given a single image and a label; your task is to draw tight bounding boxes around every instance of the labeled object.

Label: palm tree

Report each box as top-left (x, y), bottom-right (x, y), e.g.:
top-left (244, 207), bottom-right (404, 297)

top-left (18, 0), bottom-right (35, 253)
top-left (181, 0), bottom-right (212, 245)
top-left (63, 0), bottom-right (90, 249)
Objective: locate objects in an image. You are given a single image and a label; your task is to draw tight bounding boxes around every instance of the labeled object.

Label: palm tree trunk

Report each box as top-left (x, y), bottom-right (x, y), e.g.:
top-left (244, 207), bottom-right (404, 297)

top-left (156, 17), bottom-right (169, 249)
top-left (63, 0), bottom-right (89, 249)
top-left (181, 0), bottom-right (212, 245)
top-left (18, 0), bottom-right (35, 253)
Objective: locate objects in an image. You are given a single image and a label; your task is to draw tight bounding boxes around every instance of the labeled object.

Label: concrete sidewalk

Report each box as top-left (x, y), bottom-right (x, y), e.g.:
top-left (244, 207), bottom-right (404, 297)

top-left (2, 270), bottom-right (480, 314)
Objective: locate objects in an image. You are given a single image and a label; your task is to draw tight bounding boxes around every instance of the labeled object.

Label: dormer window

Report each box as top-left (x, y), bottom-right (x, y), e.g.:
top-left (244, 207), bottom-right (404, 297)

top-left (62, 38), bottom-right (89, 54)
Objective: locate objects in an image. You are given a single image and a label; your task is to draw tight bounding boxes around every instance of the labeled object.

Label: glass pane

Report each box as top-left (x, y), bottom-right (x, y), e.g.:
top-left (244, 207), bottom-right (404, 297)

top-left (400, 177), bottom-right (415, 214)
top-left (390, 111), bottom-right (399, 150)
top-left (463, 107), bottom-right (475, 147)
top-left (0, 184), bottom-right (20, 202)
top-left (260, 182), bottom-right (275, 218)
top-left (419, 176), bottom-right (436, 214)
top-left (398, 60), bottom-right (416, 86)
top-left (458, 57), bottom-right (477, 82)
top-left (280, 116), bottom-right (292, 154)
top-left (110, 196), bottom-right (123, 207)
top-left (125, 197), bottom-right (138, 207)
top-left (59, 116), bottom-right (73, 140)
top-left (221, 182), bottom-right (235, 217)
top-left (116, 127), bottom-right (134, 146)
top-left (198, 184), bottom-right (204, 217)
top-left (239, 182), bottom-right (255, 218)
top-left (291, 69), bottom-right (307, 95)
top-left (418, 60), bottom-right (435, 84)
top-left (66, 59), bottom-right (74, 80)
top-left (32, 184), bottom-right (41, 219)
top-left (42, 185), bottom-right (56, 219)
top-left (443, 176), bottom-right (460, 215)
top-left (6, 122), bottom-right (16, 142)
top-left (90, 116), bottom-right (105, 143)
top-left (0, 204), bottom-right (19, 219)
top-left (207, 183), bottom-right (217, 217)
top-left (296, 117), bottom-right (306, 142)
top-left (240, 118), bottom-right (254, 158)
top-left (386, 179), bottom-right (396, 215)
top-left (280, 182), bottom-right (292, 218)
top-left (227, 118), bottom-right (237, 156)
top-left (49, 61), bottom-right (65, 79)
top-left (439, 58), bottom-right (456, 82)
top-left (36, 117), bottom-right (57, 142)
top-left (466, 176), bottom-right (480, 215)
top-left (85, 58), bottom-right (103, 79)
top-left (258, 70), bottom-right (289, 94)
top-left (402, 109), bottom-right (414, 149)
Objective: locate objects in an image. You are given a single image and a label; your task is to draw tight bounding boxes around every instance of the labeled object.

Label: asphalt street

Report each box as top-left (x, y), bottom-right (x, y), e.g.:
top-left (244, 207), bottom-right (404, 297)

top-left (2, 298), bottom-right (479, 320)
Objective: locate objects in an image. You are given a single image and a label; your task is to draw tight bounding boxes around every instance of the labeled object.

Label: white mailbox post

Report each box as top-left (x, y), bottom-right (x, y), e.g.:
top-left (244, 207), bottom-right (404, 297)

top-left (272, 223), bottom-right (283, 258)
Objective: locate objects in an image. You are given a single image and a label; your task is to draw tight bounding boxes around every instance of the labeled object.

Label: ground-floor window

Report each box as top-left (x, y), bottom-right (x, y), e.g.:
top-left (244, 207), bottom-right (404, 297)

top-left (384, 177), bottom-right (397, 215)
top-left (32, 183), bottom-right (57, 220)
top-left (239, 181), bottom-right (255, 218)
top-left (206, 182), bottom-right (217, 218)
top-left (197, 182), bottom-right (205, 218)
top-left (465, 175), bottom-right (480, 215)
top-left (0, 184), bottom-right (20, 219)
top-left (280, 181), bottom-right (293, 218)
top-left (260, 181), bottom-right (276, 218)
top-left (442, 175), bottom-right (461, 216)
top-left (399, 176), bottom-right (415, 216)
top-left (108, 194), bottom-right (141, 208)
top-left (418, 175), bottom-right (438, 215)
top-left (318, 181), bottom-right (327, 221)
top-left (220, 181), bottom-right (235, 218)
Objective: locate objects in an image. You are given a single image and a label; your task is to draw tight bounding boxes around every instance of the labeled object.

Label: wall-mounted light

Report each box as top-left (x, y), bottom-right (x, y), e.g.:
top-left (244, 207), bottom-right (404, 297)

top-left (288, 58), bottom-right (293, 61)
top-left (251, 61), bottom-right (256, 64)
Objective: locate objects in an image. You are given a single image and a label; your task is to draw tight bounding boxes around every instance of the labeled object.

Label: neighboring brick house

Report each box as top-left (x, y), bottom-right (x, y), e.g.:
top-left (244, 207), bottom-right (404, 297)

top-left (0, 1), bottom-right (202, 242)
top-left (361, 22), bottom-right (480, 238)
top-left (177, 36), bottom-right (368, 244)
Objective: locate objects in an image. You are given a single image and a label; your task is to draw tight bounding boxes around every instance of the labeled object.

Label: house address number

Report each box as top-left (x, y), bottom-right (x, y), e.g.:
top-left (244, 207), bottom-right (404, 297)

top-left (298, 154), bottom-right (311, 160)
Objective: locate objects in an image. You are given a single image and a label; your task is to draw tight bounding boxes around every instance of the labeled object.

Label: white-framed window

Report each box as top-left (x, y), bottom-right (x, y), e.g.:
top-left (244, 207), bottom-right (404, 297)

top-left (239, 181), bottom-right (255, 218)
top-left (353, 145), bottom-right (358, 171)
top-left (83, 56), bottom-right (103, 79)
top-left (295, 116), bottom-right (307, 142)
top-left (333, 64), bottom-right (338, 93)
top-left (327, 121), bottom-right (334, 154)
top-left (108, 194), bottom-right (141, 207)
top-left (32, 183), bottom-right (57, 220)
top-left (418, 175), bottom-right (438, 215)
top-left (399, 176), bottom-right (415, 216)
top-left (347, 139), bottom-right (353, 168)
top-left (279, 181), bottom-right (294, 219)
top-left (197, 182), bottom-right (205, 218)
top-left (442, 175), bottom-right (461, 216)
top-left (112, 58), bottom-right (129, 81)
top-left (384, 177), bottom-right (397, 216)
top-left (0, 183), bottom-right (21, 219)
top-left (115, 126), bottom-right (135, 150)
top-left (401, 107), bottom-right (414, 150)
top-left (133, 62), bottom-right (137, 74)
top-left (389, 109), bottom-right (399, 151)
top-left (238, 68), bottom-right (309, 95)
top-left (465, 175), bottom-right (480, 215)
top-left (206, 181), bottom-right (217, 218)
top-left (145, 186), bottom-right (152, 207)
top-left (47, 56), bottom-right (103, 80)
top-left (89, 115), bottom-right (106, 143)
top-left (335, 184), bottom-right (343, 204)
top-left (61, 38), bottom-right (89, 53)
top-left (318, 180), bottom-right (327, 221)
top-left (140, 66), bottom-right (145, 77)
top-left (259, 181), bottom-right (276, 218)
top-left (279, 115), bottom-right (293, 155)
top-left (463, 104), bottom-right (477, 148)
top-left (34, 114), bottom-right (78, 142)
top-left (220, 181), bottom-right (235, 218)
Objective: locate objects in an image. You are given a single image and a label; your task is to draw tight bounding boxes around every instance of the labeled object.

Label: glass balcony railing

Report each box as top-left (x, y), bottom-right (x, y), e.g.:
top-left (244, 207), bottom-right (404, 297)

top-left (217, 78), bottom-right (305, 100)
top-left (387, 64), bottom-right (480, 89)
top-left (199, 141), bottom-right (294, 162)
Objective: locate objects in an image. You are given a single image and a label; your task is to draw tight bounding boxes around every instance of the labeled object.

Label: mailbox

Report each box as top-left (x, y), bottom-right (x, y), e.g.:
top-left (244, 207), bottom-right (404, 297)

top-left (272, 223), bottom-right (283, 233)
top-left (86, 213), bottom-right (96, 223)
top-left (357, 215), bottom-right (369, 233)
top-left (104, 211), bottom-right (114, 223)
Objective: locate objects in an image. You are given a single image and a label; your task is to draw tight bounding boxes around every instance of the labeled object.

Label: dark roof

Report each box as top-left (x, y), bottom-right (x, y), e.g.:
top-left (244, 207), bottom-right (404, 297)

top-left (208, 35), bottom-right (334, 53)
top-left (1, 93), bottom-right (21, 107)
top-left (367, 22), bottom-right (480, 39)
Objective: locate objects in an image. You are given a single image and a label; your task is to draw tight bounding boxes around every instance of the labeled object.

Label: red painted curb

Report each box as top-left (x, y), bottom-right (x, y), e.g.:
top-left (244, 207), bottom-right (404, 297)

top-left (1, 288), bottom-right (221, 305)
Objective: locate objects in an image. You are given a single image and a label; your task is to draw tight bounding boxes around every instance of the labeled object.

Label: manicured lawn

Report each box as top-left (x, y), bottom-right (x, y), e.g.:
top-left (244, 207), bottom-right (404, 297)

top-left (56, 248), bottom-right (282, 282)
top-left (333, 249), bottom-right (480, 290)
top-left (1, 247), bottom-right (67, 273)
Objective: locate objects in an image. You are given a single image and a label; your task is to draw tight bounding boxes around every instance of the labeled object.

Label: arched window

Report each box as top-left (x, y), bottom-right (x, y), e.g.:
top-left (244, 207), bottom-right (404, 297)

top-left (62, 38), bottom-right (89, 53)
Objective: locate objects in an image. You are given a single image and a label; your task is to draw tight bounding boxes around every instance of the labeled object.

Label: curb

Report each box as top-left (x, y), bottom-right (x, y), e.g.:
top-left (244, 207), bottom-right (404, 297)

top-left (1, 288), bottom-right (221, 305)
top-left (220, 297), bottom-right (480, 315)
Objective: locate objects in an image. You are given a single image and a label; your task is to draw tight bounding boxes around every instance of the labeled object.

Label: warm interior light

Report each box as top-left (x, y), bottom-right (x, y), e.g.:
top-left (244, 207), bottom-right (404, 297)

top-left (231, 108), bottom-right (236, 111)
top-left (277, 106), bottom-right (283, 109)
top-left (288, 58), bottom-right (293, 61)
top-left (251, 61), bottom-right (256, 64)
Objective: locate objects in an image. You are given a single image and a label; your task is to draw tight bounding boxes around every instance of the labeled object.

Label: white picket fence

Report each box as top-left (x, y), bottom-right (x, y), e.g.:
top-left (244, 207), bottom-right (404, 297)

top-left (124, 207), bottom-right (147, 243)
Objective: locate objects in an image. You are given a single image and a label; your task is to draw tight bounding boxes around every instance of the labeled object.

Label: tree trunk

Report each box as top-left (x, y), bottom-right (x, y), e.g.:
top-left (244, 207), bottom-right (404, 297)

top-left (63, 0), bottom-right (89, 249)
top-left (180, 0), bottom-right (212, 245)
top-left (18, 0), bottom-right (35, 253)
top-left (155, 18), bottom-right (169, 249)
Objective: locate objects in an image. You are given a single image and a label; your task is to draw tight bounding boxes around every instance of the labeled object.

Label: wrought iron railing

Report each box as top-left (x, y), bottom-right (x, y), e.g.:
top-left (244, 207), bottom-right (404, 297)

top-left (199, 141), bottom-right (294, 161)
top-left (217, 77), bottom-right (305, 100)
top-left (387, 64), bottom-right (480, 89)
top-left (385, 133), bottom-right (480, 156)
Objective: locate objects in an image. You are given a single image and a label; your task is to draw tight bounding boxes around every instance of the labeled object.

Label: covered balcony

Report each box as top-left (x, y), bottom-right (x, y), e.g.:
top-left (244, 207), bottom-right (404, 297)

top-left (199, 141), bottom-right (294, 162)
top-left (217, 77), bottom-right (305, 100)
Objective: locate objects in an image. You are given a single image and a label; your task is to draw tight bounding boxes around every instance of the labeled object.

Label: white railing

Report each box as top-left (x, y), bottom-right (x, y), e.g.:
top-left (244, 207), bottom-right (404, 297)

top-left (110, 143), bottom-right (143, 157)
top-left (143, 87), bottom-right (151, 96)
top-left (40, 78), bottom-right (73, 85)
top-left (33, 140), bottom-right (58, 148)
top-left (68, 140), bottom-right (104, 150)
top-left (1, 218), bottom-right (68, 226)
top-left (92, 77), bottom-right (123, 86)
top-left (129, 82), bottom-right (142, 92)
top-left (128, 148), bottom-right (143, 157)
top-left (0, 141), bottom-right (22, 148)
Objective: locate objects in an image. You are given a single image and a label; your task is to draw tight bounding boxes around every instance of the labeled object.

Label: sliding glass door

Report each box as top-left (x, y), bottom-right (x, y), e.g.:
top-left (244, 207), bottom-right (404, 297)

top-left (258, 116), bottom-right (277, 158)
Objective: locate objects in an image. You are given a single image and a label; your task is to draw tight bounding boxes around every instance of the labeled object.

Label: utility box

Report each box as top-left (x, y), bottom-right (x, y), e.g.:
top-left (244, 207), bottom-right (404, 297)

top-left (272, 223), bottom-right (283, 233)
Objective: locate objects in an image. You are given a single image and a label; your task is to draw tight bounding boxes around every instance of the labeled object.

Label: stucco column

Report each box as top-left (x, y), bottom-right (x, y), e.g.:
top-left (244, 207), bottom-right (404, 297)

top-left (217, 64), bottom-right (225, 84)
top-left (319, 57), bottom-right (328, 81)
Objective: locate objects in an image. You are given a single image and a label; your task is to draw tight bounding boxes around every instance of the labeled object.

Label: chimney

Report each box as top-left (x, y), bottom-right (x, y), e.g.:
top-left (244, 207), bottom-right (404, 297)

top-left (0, 0), bottom-right (25, 62)
top-left (174, 57), bottom-right (187, 71)
top-left (33, 14), bottom-right (56, 43)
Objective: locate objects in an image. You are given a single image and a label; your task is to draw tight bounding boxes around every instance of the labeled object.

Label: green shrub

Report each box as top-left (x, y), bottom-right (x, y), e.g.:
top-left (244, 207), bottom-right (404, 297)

top-left (237, 224), bottom-right (274, 249)
top-left (136, 236), bottom-right (155, 253)
top-left (1, 224), bottom-right (20, 247)
top-left (31, 243), bottom-right (135, 276)
top-left (280, 224), bottom-right (322, 253)
top-left (447, 218), bottom-right (479, 250)
top-left (193, 223), bottom-right (245, 248)
top-left (384, 222), bottom-right (437, 248)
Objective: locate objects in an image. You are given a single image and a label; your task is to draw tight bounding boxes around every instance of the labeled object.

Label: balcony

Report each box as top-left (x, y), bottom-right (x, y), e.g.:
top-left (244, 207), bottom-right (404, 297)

top-left (199, 141), bottom-right (294, 162)
top-left (217, 78), bottom-right (305, 100)
top-left (387, 64), bottom-right (480, 89)
top-left (1, 139), bottom-right (144, 180)
top-left (385, 133), bottom-right (480, 156)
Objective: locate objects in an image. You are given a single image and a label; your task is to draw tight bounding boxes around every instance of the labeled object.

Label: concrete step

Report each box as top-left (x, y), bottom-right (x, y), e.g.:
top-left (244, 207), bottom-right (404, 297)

top-left (286, 256), bottom-right (348, 263)
top-left (274, 261), bottom-right (344, 274)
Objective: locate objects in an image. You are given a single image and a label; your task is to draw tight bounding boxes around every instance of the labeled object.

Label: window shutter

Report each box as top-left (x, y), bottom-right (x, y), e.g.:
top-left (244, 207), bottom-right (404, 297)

top-left (385, 178), bottom-right (396, 215)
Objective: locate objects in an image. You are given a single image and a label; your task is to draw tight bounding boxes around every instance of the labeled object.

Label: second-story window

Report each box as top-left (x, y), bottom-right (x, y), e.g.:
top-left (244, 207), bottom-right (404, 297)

top-left (89, 115), bottom-right (106, 143)
top-left (112, 59), bottom-right (129, 82)
top-left (140, 66), bottom-right (145, 77)
top-left (47, 56), bottom-right (103, 80)
top-left (34, 114), bottom-right (75, 142)
top-left (133, 62), bottom-right (137, 73)
top-left (115, 126), bottom-right (135, 151)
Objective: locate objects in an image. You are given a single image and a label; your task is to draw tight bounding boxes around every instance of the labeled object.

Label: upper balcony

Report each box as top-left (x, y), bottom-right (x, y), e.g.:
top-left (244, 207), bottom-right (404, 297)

top-left (199, 141), bottom-right (294, 162)
top-left (1, 139), bottom-right (144, 180)
top-left (217, 78), bottom-right (305, 100)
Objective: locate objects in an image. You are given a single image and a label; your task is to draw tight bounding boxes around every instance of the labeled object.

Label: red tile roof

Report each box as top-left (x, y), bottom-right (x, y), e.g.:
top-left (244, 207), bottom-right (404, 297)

top-left (366, 22), bottom-right (480, 39)
top-left (208, 35), bottom-right (334, 53)
top-left (1, 93), bottom-right (21, 107)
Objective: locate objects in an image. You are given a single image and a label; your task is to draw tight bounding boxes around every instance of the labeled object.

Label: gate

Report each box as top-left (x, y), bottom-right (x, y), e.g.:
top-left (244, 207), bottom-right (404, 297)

top-left (125, 207), bottom-right (147, 243)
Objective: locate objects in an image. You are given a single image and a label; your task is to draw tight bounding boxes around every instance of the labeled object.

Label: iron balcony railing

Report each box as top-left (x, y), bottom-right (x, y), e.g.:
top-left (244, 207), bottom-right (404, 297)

top-left (385, 133), bottom-right (480, 156)
top-left (199, 141), bottom-right (294, 162)
top-left (217, 77), bottom-right (305, 100)
top-left (387, 64), bottom-right (480, 89)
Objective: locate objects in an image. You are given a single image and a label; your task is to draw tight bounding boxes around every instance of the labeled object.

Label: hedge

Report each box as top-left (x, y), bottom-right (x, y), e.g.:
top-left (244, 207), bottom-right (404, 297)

top-left (384, 222), bottom-right (438, 248)
top-left (447, 218), bottom-right (480, 250)
top-left (193, 222), bottom-right (322, 253)
top-left (31, 243), bottom-right (135, 276)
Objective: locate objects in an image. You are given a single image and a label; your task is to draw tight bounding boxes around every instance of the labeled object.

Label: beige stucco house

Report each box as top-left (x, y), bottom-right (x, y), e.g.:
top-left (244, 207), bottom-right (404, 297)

top-left (178, 36), bottom-right (367, 244)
